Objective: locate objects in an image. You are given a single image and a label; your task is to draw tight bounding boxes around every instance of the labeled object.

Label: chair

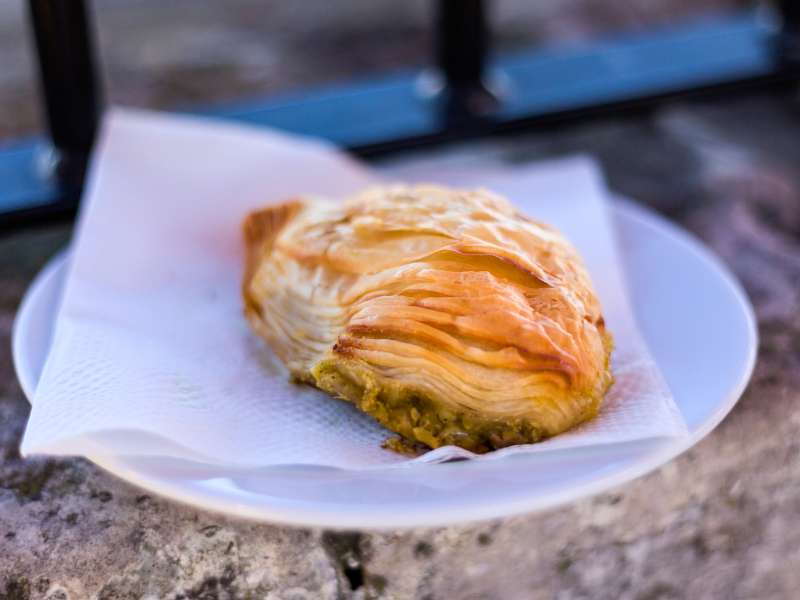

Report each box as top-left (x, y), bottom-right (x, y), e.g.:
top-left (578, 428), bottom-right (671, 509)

top-left (2, 0), bottom-right (798, 229)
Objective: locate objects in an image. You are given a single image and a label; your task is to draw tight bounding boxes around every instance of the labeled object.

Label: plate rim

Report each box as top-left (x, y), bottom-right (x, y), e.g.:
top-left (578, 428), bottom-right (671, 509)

top-left (11, 200), bottom-right (758, 529)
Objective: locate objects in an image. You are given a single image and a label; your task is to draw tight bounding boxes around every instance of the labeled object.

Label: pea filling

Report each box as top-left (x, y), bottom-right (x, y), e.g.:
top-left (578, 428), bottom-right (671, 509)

top-left (309, 359), bottom-right (566, 454)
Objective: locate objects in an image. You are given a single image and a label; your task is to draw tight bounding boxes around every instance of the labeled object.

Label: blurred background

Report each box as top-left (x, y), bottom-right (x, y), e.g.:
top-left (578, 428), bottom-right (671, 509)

top-left (0, 0), bottom-right (751, 144)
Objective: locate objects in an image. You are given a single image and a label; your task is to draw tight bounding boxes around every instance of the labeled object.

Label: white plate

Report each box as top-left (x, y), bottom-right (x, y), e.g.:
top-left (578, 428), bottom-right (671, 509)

top-left (12, 200), bottom-right (757, 529)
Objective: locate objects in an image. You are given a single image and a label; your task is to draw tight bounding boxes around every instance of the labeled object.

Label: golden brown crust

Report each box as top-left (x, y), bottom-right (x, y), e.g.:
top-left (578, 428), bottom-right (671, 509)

top-left (243, 185), bottom-right (613, 452)
top-left (242, 201), bottom-right (302, 296)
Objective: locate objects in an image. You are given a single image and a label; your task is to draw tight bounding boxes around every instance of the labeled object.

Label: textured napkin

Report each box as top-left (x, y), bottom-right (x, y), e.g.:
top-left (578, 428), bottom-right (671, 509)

top-left (21, 108), bottom-right (687, 470)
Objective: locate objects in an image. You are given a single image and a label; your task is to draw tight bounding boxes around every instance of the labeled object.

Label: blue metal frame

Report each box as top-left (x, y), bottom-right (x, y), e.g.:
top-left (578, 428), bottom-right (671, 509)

top-left (0, 139), bottom-right (55, 215)
top-left (211, 11), bottom-right (778, 148)
top-left (1, 9), bottom-right (797, 229)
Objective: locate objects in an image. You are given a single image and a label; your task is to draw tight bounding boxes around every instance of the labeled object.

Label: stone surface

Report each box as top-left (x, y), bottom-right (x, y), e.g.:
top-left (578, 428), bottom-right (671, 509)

top-left (2, 88), bottom-right (800, 599)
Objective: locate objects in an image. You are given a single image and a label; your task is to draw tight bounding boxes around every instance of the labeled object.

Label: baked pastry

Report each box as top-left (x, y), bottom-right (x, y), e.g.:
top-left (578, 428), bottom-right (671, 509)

top-left (243, 185), bottom-right (613, 453)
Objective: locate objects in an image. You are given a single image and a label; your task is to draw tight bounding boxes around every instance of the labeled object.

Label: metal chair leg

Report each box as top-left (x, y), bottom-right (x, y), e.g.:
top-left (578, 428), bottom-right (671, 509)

top-left (437, 0), bottom-right (498, 124)
top-left (28, 0), bottom-right (102, 201)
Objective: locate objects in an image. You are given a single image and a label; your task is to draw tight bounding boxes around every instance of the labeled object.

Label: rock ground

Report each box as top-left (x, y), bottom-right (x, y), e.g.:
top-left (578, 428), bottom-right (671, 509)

top-left (3, 1), bottom-right (800, 598)
top-left (2, 89), bottom-right (800, 599)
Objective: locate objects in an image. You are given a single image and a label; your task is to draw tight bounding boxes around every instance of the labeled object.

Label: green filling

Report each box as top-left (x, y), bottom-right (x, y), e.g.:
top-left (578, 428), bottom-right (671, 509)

top-left (381, 436), bottom-right (426, 456)
top-left (310, 359), bottom-right (552, 454)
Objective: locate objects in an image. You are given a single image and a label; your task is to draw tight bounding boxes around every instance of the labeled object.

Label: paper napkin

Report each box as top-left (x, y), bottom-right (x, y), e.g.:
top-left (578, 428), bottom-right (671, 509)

top-left (21, 108), bottom-right (687, 470)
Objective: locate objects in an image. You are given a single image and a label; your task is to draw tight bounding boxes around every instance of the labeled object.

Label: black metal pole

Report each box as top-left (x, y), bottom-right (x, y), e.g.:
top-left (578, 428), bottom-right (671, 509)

top-left (437, 0), bottom-right (497, 124)
top-left (28, 0), bottom-right (101, 201)
top-left (781, 0), bottom-right (800, 25)
top-left (777, 0), bottom-right (800, 67)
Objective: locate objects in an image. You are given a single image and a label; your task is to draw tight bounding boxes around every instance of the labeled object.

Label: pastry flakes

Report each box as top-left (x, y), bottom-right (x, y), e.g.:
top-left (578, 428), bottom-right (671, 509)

top-left (243, 185), bottom-right (613, 453)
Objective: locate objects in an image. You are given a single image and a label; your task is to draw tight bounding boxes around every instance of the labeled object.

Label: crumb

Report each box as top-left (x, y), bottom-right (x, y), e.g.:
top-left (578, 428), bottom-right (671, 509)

top-left (381, 436), bottom-right (429, 456)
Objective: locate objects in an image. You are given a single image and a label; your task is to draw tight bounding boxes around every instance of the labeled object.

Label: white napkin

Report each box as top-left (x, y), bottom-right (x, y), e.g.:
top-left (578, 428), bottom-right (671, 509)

top-left (21, 108), bottom-right (687, 470)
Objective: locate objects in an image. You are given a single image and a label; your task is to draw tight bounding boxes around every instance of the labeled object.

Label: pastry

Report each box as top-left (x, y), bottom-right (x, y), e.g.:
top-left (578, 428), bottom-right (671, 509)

top-left (243, 184), bottom-right (613, 453)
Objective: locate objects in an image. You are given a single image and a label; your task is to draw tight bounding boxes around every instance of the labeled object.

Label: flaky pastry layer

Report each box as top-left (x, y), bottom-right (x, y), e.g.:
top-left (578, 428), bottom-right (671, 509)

top-left (243, 185), bottom-right (613, 453)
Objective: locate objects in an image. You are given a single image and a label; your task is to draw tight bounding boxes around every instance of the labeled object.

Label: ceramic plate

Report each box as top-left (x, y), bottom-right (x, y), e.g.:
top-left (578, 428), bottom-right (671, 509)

top-left (12, 200), bottom-right (757, 528)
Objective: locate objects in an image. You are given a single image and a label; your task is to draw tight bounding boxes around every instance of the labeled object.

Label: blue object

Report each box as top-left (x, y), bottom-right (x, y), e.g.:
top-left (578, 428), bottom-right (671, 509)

top-left (0, 10), bottom-right (791, 227)
top-left (0, 139), bottom-right (57, 215)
